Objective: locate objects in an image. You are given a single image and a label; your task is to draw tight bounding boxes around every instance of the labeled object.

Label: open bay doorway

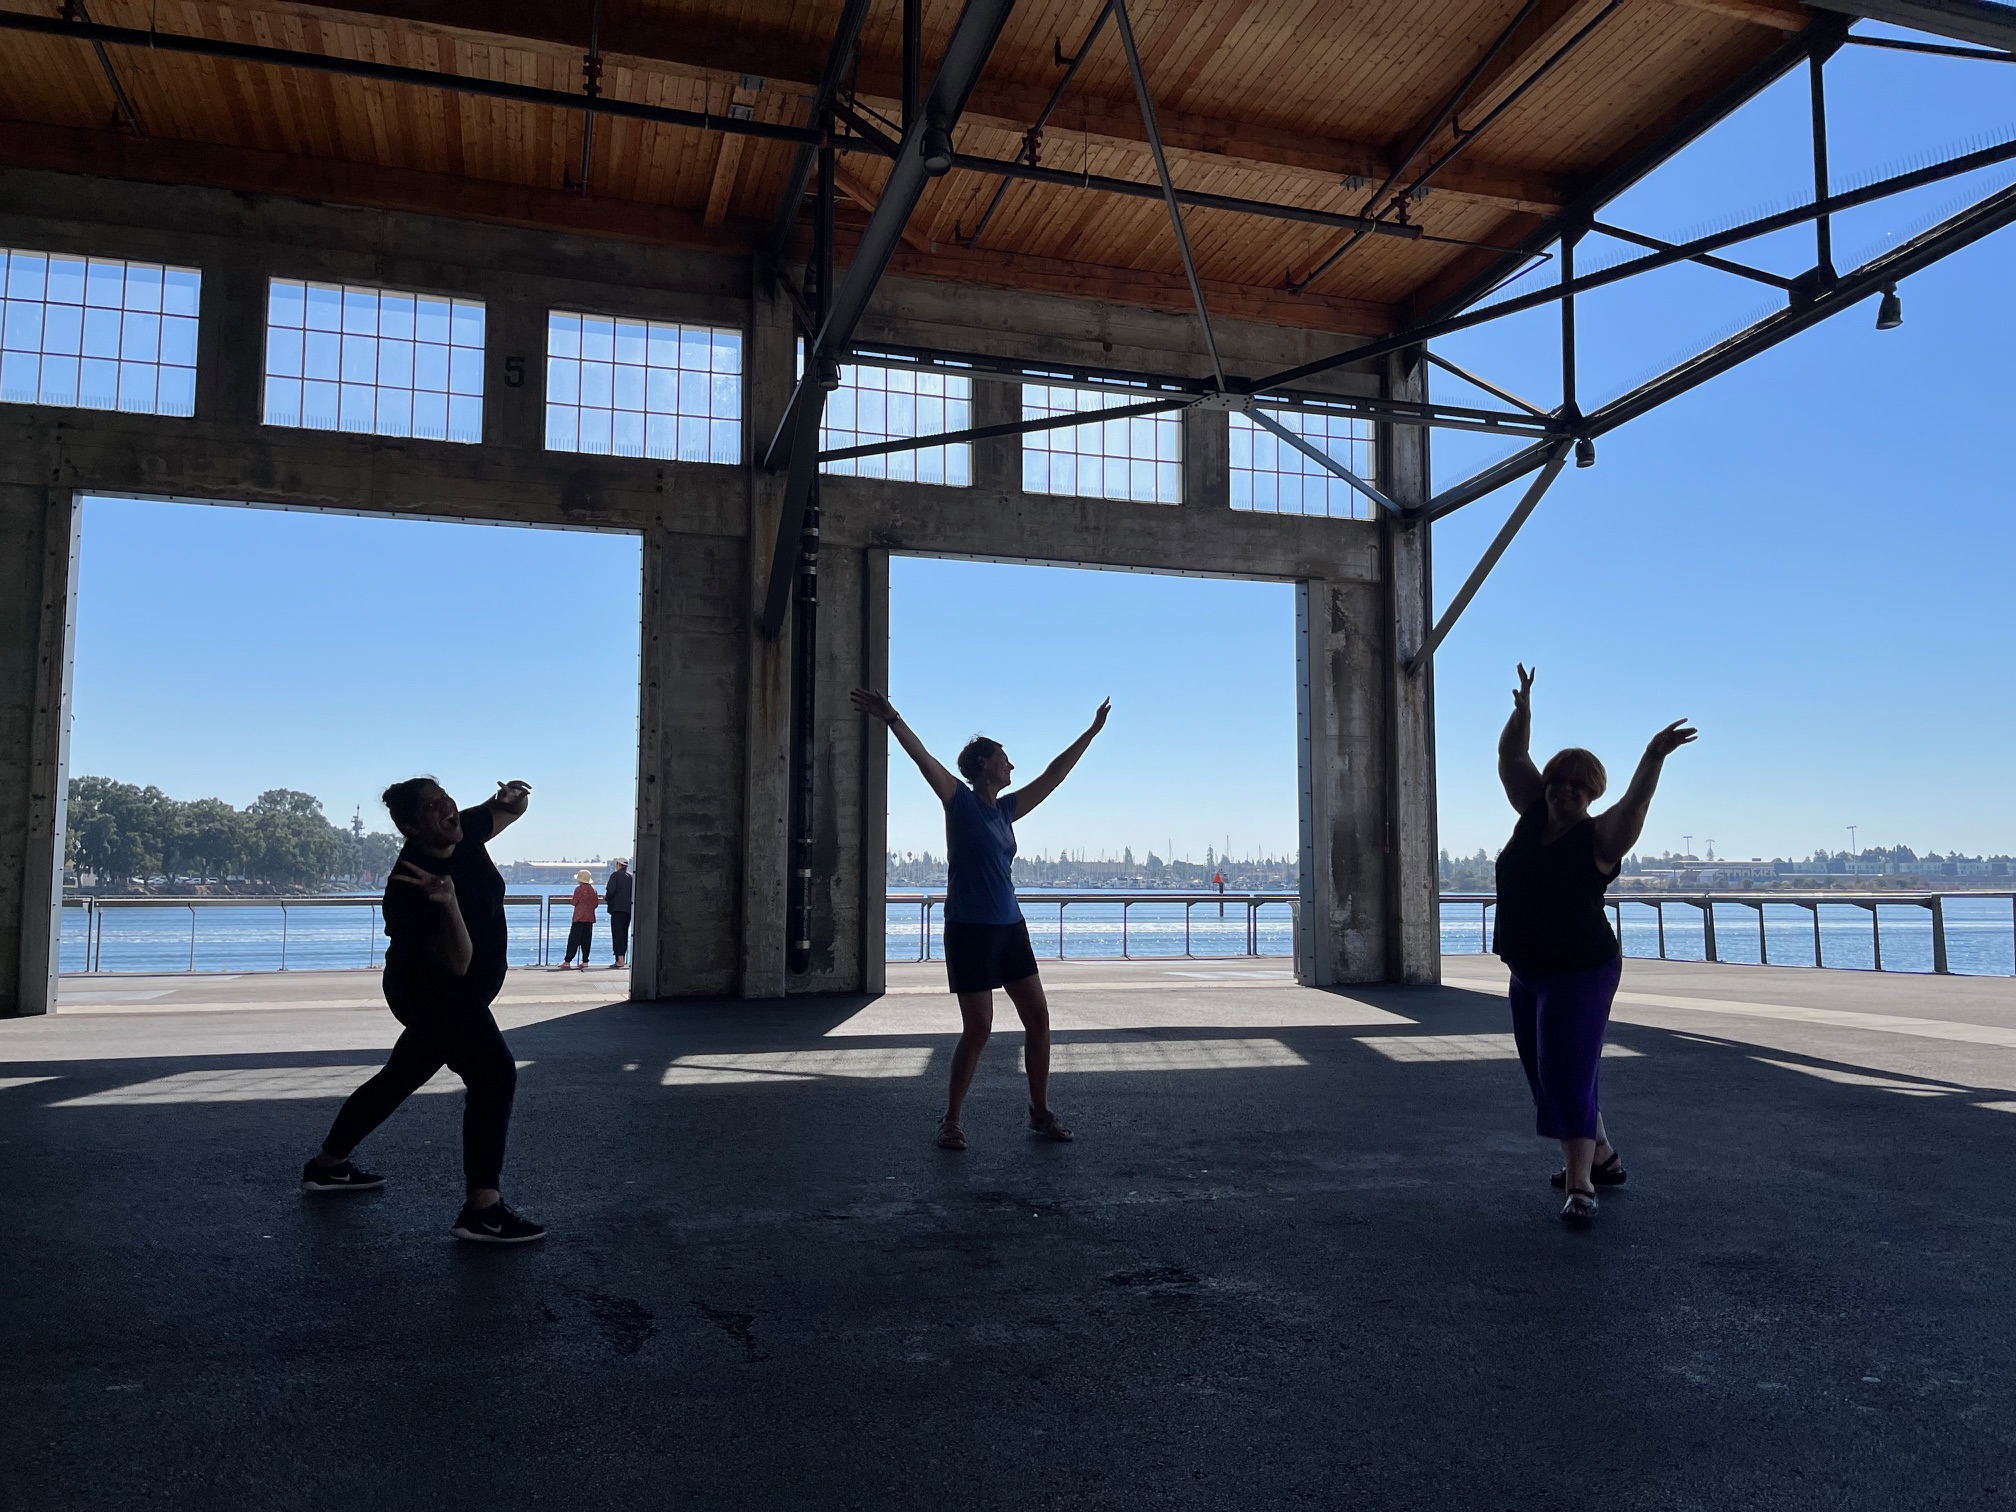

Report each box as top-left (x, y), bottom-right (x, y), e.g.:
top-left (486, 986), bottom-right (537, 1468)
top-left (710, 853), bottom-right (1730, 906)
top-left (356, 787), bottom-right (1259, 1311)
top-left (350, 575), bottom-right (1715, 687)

top-left (883, 557), bottom-right (1300, 975)
top-left (55, 495), bottom-right (643, 1010)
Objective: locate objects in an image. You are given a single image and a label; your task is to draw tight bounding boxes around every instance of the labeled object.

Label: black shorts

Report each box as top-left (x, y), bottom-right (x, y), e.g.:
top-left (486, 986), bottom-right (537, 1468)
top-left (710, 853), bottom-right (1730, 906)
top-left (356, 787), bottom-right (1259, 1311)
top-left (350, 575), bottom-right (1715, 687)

top-left (943, 919), bottom-right (1039, 995)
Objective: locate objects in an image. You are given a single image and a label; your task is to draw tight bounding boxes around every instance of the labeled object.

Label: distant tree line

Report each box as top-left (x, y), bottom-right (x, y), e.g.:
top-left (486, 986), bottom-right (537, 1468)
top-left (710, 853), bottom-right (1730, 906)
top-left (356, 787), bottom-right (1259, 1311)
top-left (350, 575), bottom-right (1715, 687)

top-left (66, 777), bottom-right (402, 889)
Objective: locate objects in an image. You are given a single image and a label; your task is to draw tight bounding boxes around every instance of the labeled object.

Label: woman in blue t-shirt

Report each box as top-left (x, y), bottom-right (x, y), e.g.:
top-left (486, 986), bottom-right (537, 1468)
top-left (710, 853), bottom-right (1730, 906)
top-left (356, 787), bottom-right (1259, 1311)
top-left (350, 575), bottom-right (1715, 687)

top-left (852, 687), bottom-right (1110, 1151)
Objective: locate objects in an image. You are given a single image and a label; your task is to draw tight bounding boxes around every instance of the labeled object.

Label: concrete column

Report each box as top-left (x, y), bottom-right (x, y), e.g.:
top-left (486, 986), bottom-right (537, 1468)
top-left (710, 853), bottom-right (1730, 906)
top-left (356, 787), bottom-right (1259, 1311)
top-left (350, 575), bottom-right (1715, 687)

top-left (971, 377), bottom-right (1021, 491)
top-left (1183, 405), bottom-right (1229, 509)
top-left (0, 486), bottom-right (78, 1018)
top-left (200, 253), bottom-right (266, 426)
top-left (859, 547), bottom-right (890, 995)
top-left (1295, 572), bottom-right (1387, 985)
top-left (1380, 350), bottom-right (1440, 983)
top-left (484, 293), bottom-right (547, 452)
top-left (739, 273), bottom-right (794, 997)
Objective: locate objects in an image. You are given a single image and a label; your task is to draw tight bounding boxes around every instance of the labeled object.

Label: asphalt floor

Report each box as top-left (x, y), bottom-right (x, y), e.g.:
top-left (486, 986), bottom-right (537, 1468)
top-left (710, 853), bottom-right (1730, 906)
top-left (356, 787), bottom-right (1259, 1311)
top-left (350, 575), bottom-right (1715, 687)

top-left (2, 955), bottom-right (2011, 1510)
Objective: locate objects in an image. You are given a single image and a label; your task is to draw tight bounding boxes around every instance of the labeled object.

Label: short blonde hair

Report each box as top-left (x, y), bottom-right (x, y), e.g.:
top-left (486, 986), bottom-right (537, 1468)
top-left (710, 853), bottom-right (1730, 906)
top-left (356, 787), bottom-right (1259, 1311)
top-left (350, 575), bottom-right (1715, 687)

top-left (1541, 747), bottom-right (1607, 799)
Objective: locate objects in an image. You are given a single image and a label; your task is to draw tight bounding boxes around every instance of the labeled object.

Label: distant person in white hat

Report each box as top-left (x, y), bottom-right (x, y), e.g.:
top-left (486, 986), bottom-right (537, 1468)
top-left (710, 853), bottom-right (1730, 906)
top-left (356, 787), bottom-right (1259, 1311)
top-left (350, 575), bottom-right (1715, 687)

top-left (605, 857), bottom-right (633, 970)
top-left (559, 868), bottom-right (598, 970)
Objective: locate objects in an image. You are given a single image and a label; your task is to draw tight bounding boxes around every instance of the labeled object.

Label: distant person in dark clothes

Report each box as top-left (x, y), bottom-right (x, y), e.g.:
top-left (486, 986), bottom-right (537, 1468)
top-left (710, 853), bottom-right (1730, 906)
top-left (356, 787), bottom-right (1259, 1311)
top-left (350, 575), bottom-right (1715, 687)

top-left (303, 776), bottom-right (545, 1245)
top-left (851, 686), bottom-right (1109, 1151)
top-left (1495, 664), bottom-right (1696, 1226)
top-left (605, 858), bottom-right (632, 970)
top-left (559, 869), bottom-right (597, 970)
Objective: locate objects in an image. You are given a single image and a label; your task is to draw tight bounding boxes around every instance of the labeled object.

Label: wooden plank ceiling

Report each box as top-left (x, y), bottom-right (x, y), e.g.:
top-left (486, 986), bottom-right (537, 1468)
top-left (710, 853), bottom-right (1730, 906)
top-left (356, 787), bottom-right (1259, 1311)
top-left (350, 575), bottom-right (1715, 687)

top-left (0, 0), bottom-right (1814, 336)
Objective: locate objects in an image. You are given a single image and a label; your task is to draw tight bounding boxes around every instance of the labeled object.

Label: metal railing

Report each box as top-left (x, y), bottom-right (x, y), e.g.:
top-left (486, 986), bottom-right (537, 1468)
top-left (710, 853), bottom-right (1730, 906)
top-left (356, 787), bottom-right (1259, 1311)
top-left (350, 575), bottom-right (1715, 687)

top-left (1442, 891), bottom-right (2016, 976)
top-left (61, 893), bottom-right (604, 974)
top-left (888, 891), bottom-right (1297, 961)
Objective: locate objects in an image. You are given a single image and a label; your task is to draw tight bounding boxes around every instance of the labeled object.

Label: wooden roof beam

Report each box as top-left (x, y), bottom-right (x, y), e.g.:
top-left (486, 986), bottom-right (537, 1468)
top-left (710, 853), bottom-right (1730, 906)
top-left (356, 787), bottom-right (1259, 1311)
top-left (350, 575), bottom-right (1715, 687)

top-left (170, 0), bottom-right (1570, 214)
top-left (0, 119), bottom-right (1398, 337)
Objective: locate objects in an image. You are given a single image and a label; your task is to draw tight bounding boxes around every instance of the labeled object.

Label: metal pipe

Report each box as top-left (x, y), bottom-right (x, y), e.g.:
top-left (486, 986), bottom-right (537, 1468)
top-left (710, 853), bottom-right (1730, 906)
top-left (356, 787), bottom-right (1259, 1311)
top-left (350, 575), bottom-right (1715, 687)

top-left (948, 153), bottom-right (1424, 239)
top-left (1930, 896), bottom-right (1949, 974)
top-left (1810, 51), bottom-right (1833, 279)
top-left (1245, 406), bottom-right (1404, 514)
top-left (765, 0), bottom-right (879, 268)
top-left (1656, 900), bottom-right (1665, 959)
top-left (188, 903), bottom-right (197, 972)
top-left (577, 0), bottom-right (605, 195)
top-left (1111, 0), bottom-right (1225, 389)
top-left (2, 11), bottom-right (829, 150)
top-left (962, 0), bottom-right (1115, 249)
top-left (1287, 0), bottom-right (1544, 292)
top-left (815, 394), bottom-right (1193, 465)
top-left (903, 0), bottom-right (922, 131)
top-left (1409, 444), bottom-right (1570, 670)
top-left (1812, 901), bottom-right (1822, 967)
top-left (1756, 900), bottom-right (1767, 965)
top-left (1254, 126), bottom-right (2016, 394)
top-left (1703, 900), bottom-right (1718, 963)
top-left (280, 901), bottom-right (289, 971)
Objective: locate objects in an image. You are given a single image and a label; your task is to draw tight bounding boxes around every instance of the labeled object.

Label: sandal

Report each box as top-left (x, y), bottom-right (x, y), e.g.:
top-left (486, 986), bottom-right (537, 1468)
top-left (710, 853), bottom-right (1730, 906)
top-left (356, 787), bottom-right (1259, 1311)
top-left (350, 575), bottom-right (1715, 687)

top-left (1560, 1186), bottom-right (1598, 1226)
top-left (935, 1117), bottom-right (966, 1150)
top-left (1551, 1149), bottom-right (1626, 1189)
top-left (1028, 1105), bottom-right (1073, 1142)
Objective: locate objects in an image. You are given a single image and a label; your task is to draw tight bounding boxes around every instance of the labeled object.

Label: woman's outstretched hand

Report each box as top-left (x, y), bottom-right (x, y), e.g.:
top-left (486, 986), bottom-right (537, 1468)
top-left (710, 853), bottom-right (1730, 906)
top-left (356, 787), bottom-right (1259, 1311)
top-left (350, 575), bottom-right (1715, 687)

top-left (492, 779), bottom-right (532, 813)
top-left (1646, 719), bottom-right (1698, 758)
top-left (390, 858), bottom-right (457, 907)
top-left (850, 687), bottom-right (898, 724)
top-left (1513, 663), bottom-right (1535, 715)
top-left (1089, 697), bottom-right (1111, 736)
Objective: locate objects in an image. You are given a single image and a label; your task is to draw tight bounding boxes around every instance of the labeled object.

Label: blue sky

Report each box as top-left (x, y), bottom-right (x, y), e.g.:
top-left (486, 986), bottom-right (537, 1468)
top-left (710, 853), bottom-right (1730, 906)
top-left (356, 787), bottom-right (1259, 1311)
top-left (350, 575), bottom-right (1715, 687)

top-left (71, 500), bottom-right (641, 862)
top-left (67, 24), bottom-right (2016, 867)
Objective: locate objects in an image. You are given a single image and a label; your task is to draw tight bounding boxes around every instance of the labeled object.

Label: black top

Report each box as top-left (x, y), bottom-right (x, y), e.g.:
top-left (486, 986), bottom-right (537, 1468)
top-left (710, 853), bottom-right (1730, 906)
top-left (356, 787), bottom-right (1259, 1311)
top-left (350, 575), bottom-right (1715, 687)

top-left (382, 804), bottom-right (508, 1007)
top-left (1492, 805), bottom-right (1620, 976)
top-left (605, 866), bottom-right (634, 913)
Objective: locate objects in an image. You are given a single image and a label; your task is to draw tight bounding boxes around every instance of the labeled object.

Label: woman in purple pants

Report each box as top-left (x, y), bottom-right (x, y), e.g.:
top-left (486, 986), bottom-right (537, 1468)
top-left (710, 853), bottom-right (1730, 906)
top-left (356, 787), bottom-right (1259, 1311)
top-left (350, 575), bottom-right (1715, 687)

top-left (1494, 664), bottom-right (1695, 1225)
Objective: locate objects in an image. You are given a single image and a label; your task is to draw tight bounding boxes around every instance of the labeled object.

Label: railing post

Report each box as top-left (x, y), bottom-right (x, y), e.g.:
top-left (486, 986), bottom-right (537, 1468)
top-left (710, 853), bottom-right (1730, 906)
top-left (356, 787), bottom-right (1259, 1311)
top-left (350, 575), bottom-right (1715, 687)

top-left (1810, 902), bottom-right (1822, 968)
top-left (1701, 899), bottom-right (1717, 962)
top-left (1058, 901), bottom-right (1066, 960)
top-left (1655, 900), bottom-right (1666, 959)
top-left (280, 901), bottom-right (289, 972)
top-left (1756, 901), bottom-right (1767, 966)
top-left (1481, 900), bottom-right (1488, 952)
top-left (188, 904), bottom-right (197, 972)
top-left (1869, 903), bottom-right (1882, 972)
top-left (1184, 901), bottom-right (1192, 957)
top-left (1121, 900), bottom-right (1130, 959)
top-left (1930, 895), bottom-right (1949, 975)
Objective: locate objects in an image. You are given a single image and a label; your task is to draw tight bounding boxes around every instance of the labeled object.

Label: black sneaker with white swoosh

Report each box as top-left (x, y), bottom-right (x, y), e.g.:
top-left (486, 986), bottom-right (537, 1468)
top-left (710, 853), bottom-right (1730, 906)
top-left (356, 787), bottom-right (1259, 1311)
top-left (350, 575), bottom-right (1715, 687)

top-left (451, 1199), bottom-right (547, 1244)
top-left (301, 1158), bottom-right (385, 1192)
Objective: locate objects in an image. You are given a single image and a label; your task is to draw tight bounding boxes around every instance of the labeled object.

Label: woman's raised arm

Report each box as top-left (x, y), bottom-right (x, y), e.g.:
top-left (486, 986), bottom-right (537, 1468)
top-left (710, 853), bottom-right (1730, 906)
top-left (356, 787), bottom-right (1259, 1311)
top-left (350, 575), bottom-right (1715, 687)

top-left (1004, 699), bottom-right (1109, 819)
top-left (1593, 719), bottom-right (1698, 870)
top-left (851, 688), bottom-right (961, 804)
top-left (1498, 664), bottom-right (1544, 813)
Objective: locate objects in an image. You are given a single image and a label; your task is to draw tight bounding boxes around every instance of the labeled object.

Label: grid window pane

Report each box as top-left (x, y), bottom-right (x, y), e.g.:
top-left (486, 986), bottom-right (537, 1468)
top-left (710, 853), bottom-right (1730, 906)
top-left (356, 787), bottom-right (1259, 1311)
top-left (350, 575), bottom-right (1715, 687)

top-left (816, 359), bottom-right (971, 486)
top-left (545, 311), bottom-right (742, 464)
top-left (0, 247), bottom-right (200, 415)
top-left (1228, 407), bottom-right (1377, 519)
top-left (1020, 383), bottom-right (1182, 504)
top-left (264, 277), bottom-right (485, 443)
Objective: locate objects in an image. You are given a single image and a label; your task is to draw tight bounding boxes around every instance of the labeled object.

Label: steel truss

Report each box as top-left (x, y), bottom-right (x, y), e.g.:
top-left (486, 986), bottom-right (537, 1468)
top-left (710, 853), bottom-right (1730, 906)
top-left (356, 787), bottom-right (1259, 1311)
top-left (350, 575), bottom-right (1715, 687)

top-left (758, 8), bottom-right (2016, 673)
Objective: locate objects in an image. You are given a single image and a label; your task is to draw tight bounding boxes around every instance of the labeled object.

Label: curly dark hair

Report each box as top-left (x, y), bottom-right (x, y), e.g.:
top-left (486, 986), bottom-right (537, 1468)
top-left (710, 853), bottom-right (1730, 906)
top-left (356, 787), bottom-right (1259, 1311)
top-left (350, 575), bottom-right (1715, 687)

top-left (956, 737), bottom-right (1000, 783)
top-left (381, 776), bottom-right (440, 832)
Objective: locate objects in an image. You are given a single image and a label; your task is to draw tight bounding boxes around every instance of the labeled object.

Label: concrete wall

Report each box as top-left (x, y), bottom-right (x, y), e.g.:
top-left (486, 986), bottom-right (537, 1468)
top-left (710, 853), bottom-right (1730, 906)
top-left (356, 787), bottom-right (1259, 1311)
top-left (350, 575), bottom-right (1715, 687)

top-left (0, 168), bottom-right (1435, 1013)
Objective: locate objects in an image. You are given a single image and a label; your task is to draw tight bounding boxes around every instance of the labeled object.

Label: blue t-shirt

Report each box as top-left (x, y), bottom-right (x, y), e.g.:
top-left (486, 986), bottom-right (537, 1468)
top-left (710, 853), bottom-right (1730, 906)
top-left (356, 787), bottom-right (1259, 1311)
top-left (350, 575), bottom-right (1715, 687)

top-left (944, 785), bottom-right (1021, 925)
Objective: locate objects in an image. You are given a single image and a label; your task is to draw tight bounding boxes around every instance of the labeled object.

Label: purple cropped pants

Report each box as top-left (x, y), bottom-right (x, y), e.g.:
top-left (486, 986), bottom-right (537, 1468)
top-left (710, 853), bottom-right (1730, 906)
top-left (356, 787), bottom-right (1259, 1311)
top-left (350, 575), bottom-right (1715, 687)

top-left (1507, 956), bottom-right (1622, 1141)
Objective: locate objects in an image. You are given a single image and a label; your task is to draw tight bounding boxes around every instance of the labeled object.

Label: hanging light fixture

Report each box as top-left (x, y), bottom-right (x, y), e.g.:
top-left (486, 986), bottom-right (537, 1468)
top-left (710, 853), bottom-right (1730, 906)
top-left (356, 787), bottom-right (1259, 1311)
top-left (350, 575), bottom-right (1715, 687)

top-left (1574, 435), bottom-right (1597, 468)
top-left (921, 115), bottom-right (955, 176)
top-left (1875, 283), bottom-right (1903, 330)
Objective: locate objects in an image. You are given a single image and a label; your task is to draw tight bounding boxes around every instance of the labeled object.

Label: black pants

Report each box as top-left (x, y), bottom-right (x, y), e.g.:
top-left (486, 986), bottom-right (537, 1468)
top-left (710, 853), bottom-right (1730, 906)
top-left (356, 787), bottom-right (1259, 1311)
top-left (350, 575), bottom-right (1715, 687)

top-left (609, 910), bottom-right (631, 960)
top-left (562, 920), bottom-right (593, 964)
top-left (323, 994), bottom-right (517, 1192)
